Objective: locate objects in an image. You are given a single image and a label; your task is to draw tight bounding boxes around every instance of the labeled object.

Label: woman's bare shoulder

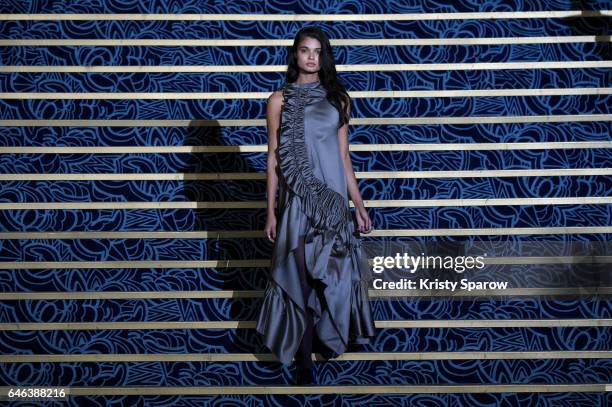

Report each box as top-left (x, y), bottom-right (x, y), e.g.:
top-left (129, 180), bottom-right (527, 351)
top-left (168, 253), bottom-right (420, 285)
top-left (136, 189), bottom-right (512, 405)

top-left (268, 90), bottom-right (283, 104)
top-left (266, 90), bottom-right (284, 118)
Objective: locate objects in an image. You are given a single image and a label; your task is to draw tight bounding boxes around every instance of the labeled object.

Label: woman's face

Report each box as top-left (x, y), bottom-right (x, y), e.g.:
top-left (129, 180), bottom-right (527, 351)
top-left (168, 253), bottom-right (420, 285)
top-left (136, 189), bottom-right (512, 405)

top-left (295, 37), bottom-right (321, 74)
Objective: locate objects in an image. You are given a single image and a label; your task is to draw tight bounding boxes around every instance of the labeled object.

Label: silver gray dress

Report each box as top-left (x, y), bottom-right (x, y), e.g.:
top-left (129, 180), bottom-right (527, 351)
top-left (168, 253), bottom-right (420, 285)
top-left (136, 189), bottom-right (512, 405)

top-left (255, 80), bottom-right (375, 365)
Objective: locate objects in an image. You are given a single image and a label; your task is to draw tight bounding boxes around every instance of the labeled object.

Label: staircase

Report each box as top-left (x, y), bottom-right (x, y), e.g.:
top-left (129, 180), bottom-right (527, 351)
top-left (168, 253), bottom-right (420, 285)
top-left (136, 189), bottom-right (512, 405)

top-left (0, 1), bottom-right (611, 405)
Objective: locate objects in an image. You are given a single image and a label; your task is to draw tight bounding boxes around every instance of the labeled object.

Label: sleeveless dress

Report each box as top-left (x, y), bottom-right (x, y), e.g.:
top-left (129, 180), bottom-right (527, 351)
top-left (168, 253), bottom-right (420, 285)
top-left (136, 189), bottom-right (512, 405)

top-left (255, 80), bottom-right (376, 365)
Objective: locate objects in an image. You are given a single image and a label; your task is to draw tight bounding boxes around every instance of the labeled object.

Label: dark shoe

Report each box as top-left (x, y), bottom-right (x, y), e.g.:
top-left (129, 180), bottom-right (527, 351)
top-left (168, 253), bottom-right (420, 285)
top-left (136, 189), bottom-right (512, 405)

top-left (295, 366), bottom-right (316, 385)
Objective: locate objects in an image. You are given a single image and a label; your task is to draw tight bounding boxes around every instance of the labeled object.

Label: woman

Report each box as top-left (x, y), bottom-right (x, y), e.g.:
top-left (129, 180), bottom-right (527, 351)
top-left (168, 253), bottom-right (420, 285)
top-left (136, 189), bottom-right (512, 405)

top-left (255, 26), bottom-right (376, 385)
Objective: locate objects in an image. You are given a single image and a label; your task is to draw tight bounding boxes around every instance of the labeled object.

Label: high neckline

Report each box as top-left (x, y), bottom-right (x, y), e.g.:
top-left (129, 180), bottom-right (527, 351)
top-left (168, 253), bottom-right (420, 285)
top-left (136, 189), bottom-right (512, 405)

top-left (291, 80), bottom-right (320, 87)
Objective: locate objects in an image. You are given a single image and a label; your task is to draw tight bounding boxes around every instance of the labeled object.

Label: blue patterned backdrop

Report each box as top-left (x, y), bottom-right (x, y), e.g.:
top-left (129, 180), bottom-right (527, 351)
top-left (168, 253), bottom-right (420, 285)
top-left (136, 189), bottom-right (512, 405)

top-left (0, 1), bottom-right (611, 405)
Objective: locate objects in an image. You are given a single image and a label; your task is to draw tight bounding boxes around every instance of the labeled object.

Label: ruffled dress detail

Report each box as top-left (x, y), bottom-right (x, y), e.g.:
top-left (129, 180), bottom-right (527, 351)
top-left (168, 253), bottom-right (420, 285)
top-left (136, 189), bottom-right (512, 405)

top-left (255, 80), bottom-right (376, 365)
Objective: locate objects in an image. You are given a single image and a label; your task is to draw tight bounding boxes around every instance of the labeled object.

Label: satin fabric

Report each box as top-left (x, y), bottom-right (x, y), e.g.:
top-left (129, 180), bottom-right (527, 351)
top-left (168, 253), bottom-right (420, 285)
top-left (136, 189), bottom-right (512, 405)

top-left (255, 80), bottom-right (376, 365)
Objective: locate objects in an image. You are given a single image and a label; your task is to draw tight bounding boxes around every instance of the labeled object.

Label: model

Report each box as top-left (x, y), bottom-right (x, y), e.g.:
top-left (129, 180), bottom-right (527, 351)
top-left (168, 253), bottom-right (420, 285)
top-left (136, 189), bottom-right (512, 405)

top-left (256, 26), bottom-right (376, 385)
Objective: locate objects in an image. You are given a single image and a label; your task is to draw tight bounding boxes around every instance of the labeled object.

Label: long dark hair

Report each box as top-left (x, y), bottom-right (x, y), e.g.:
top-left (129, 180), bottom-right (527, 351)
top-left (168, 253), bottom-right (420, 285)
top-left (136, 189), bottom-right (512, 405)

top-left (285, 26), bottom-right (351, 127)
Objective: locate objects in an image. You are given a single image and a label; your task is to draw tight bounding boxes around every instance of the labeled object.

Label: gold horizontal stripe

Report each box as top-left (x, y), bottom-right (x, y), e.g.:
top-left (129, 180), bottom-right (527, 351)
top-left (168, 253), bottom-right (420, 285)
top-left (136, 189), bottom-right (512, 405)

top-left (0, 384), bottom-right (608, 395)
top-left (368, 226), bottom-right (612, 237)
top-left (1, 169), bottom-right (610, 181)
top-left (0, 290), bottom-right (263, 300)
top-left (1, 319), bottom-right (610, 330)
top-left (1, 114), bottom-right (610, 127)
top-left (3, 173), bottom-right (203, 181)
top-left (3, 142), bottom-right (611, 154)
top-left (366, 197), bottom-right (612, 206)
top-left (1, 11), bottom-right (610, 21)
top-left (2, 225), bottom-right (612, 240)
top-left (1, 255), bottom-right (610, 270)
top-left (3, 88), bottom-right (611, 99)
top-left (360, 169), bottom-right (612, 178)
top-left (1, 36), bottom-right (610, 46)
top-left (0, 197), bottom-right (610, 211)
top-left (2, 351), bottom-right (610, 363)
top-left (3, 61), bottom-right (612, 73)
top-left (0, 260), bottom-right (267, 269)
top-left (0, 202), bottom-right (271, 209)
top-left (0, 287), bottom-right (609, 300)
top-left (372, 287), bottom-right (612, 298)
top-left (1, 227), bottom-right (610, 242)
top-left (376, 319), bottom-right (612, 328)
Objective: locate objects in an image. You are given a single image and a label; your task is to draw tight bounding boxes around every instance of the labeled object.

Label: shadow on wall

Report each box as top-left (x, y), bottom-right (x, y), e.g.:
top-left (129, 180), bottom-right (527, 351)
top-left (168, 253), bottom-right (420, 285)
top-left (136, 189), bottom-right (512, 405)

top-left (182, 115), bottom-right (278, 364)
top-left (566, 6), bottom-right (611, 59)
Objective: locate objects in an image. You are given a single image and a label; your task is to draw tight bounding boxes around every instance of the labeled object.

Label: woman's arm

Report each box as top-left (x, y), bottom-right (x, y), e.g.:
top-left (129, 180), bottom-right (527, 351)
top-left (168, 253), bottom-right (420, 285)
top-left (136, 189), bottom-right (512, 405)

top-left (337, 102), bottom-right (372, 233)
top-left (264, 90), bottom-right (283, 241)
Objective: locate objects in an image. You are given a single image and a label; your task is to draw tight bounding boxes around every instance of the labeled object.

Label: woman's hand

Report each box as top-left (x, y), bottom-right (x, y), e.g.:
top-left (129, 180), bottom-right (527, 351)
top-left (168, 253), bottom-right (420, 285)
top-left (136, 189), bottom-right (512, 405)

top-left (264, 214), bottom-right (277, 242)
top-left (355, 206), bottom-right (372, 234)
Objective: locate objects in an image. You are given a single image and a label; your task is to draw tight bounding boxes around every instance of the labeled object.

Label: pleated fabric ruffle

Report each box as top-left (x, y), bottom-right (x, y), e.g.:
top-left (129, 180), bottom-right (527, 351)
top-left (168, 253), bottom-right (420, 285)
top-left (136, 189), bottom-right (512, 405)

top-left (276, 80), bottom-right (354, 256)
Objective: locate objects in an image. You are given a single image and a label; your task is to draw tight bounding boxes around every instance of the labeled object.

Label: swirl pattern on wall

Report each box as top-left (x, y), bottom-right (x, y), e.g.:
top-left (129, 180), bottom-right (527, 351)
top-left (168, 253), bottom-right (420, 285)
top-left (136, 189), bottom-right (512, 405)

top-left (0, 0), bottom-right (611, 404)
